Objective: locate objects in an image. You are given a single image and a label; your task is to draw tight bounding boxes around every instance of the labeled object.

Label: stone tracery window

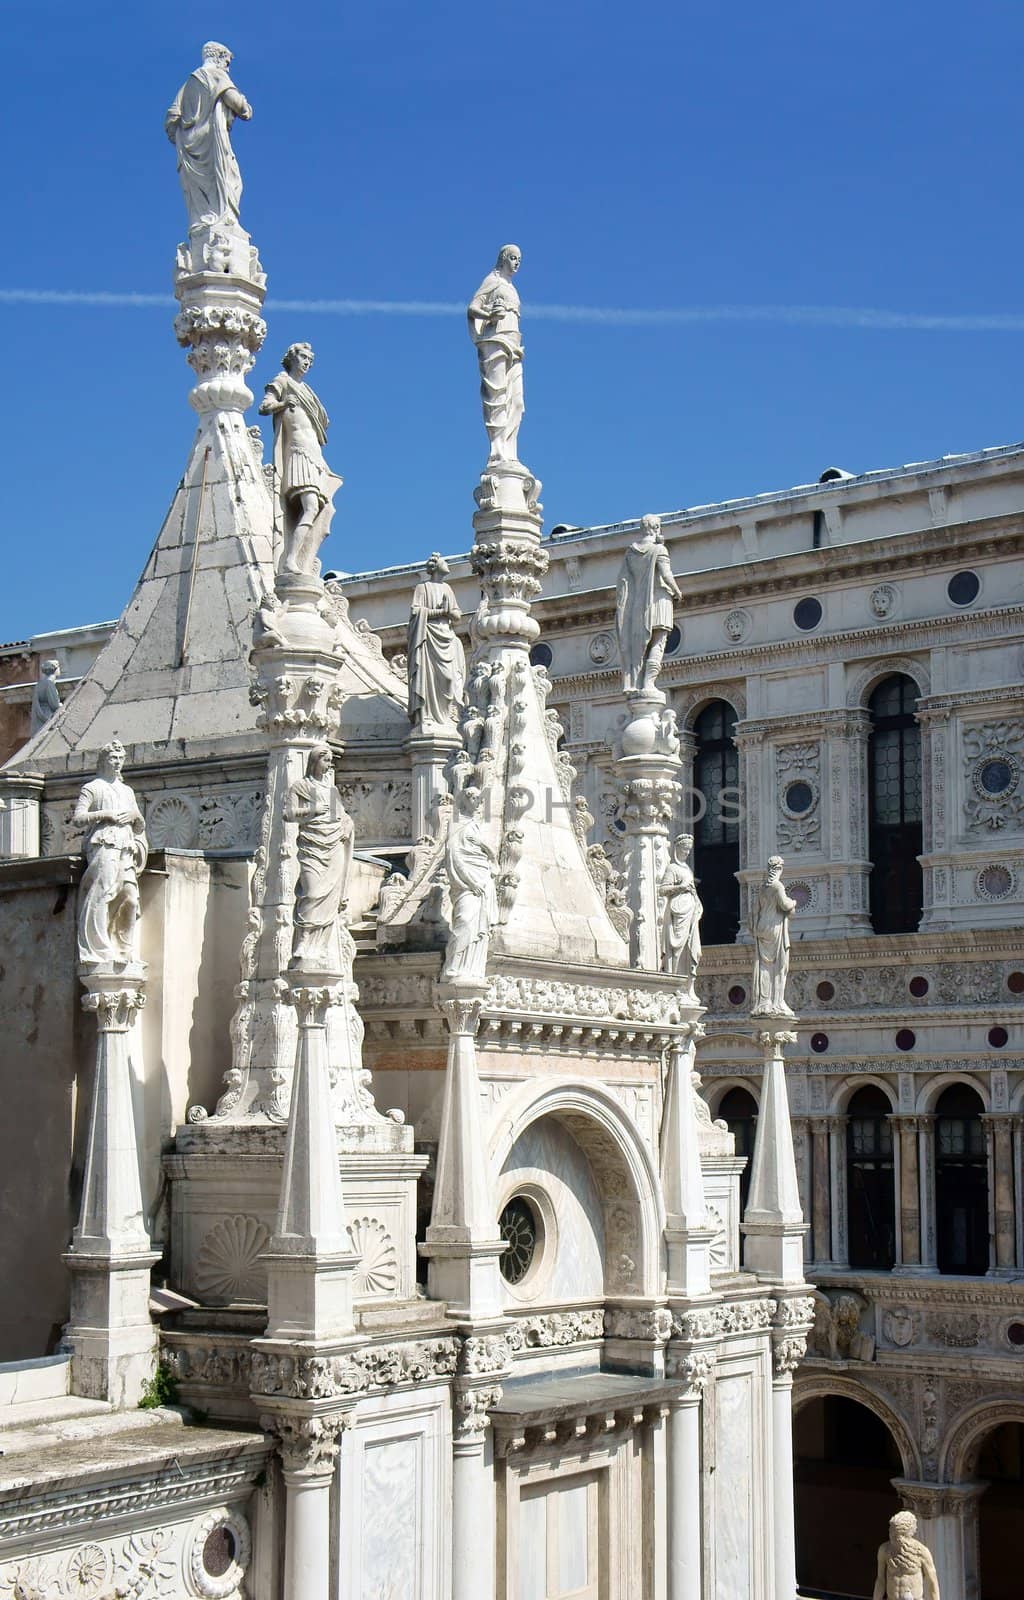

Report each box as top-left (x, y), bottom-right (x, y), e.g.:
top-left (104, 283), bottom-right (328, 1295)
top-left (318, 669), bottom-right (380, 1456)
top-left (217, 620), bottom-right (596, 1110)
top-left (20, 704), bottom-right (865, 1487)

top-left (693, 700), bottom-right (740, 944)
top-left (867, 674), bottom-right (923, 934)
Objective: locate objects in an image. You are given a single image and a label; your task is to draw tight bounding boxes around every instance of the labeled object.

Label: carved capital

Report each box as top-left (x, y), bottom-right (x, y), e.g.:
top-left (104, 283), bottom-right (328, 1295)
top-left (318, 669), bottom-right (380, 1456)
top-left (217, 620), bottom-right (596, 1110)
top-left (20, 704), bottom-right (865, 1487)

top-left (437, 980), bottom-right (489, 1037)
top-left (260, 1412), bottom-right (349, 1480)
top-left (454, 1383), bottom-right (502, 1442)
top-left (756, 1027), bottom-right (798, 1050)
top-left (81, 985), bottom-right (146, 1031)
top-left (665, 1347), bottom-right (716, 1396)
top-left (250, 666), bottom-right (344, 741)
top-left (771, 1333), bottom-right (808, 1377)
top-left (287, 982), bottom-right (342, 1029)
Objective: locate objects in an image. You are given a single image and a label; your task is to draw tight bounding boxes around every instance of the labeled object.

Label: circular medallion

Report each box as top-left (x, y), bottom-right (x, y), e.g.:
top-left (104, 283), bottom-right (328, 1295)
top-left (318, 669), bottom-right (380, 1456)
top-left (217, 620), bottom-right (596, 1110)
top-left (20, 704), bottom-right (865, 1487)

top-left (499, 1196), bottom-right (539, 1285)
top-left (588, 631), bottom-right (616, 665)
top-left (188, 1509), bottom-right (251, 1598)
top-left (977, 864), bottom-right (1015, 901)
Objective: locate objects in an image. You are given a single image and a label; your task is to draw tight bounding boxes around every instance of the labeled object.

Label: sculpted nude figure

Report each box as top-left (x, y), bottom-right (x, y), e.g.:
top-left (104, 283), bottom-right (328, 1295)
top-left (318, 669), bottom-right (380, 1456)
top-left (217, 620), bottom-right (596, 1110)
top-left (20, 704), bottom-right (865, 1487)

top-left (872, 1512), bottom-right (940, 1600)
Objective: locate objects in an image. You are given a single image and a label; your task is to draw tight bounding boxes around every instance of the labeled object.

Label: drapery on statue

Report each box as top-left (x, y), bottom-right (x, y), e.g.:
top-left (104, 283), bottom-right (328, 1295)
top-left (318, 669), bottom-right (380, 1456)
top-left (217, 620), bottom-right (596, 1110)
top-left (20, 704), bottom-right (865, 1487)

top-left (615, 515), bottom-right (682, 695)
top-left (659, 833), bottom-right (703, 991)
top-left (442, 786), bottom-right (498, 982)
top-left (467, 245), bottom-right (525, 466)
top-left (750, 855), bottom-right (797, 1017)
top-left (285, 744), bottom-right (354, 969)
top-left (72, 740), bottom-right (148, 968)
top-left (259, 343), bottom-right (342, 578)
top-left (872, 1512), bottom-right (940, 1600)
top-left (165, 42), bottom-right (252, 232)
top-left (407, 554), bottom-right (466, 732)
top-left (30, 659), bottom-right (61, 736)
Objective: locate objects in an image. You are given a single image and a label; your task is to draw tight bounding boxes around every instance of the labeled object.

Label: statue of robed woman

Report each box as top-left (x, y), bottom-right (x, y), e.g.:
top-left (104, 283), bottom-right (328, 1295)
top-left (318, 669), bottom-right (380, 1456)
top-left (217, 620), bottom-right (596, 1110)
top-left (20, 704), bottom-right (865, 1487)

top-left (285, 745), bottom-right (354, 969)
top-left (442, 787), bottom-right (498, 982)
top-left (407, 554), bottom-right (466, 731)
top-left (165, 42), bottom-right (252, 231)
top-left (750, 855), bottom-right (797, 1017)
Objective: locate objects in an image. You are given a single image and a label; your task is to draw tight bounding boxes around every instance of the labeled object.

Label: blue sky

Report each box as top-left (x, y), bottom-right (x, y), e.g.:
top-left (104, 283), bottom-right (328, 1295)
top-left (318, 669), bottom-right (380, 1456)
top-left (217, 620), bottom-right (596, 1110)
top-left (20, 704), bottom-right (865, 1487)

top-left (3, 0), bottom-right (1023, 640)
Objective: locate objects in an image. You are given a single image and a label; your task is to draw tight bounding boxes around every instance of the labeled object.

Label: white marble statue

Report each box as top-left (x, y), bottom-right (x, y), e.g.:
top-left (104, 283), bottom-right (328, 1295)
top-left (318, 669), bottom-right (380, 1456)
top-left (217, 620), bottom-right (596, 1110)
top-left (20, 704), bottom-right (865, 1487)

top-left (285, 744), bottom-right (354, 969)
top-left (165, 42), bottom-right (252, 232)
top-left (29, 659), bottom-right (61, 736)
top-left (659, 833), bottom-right (703, 992)
top-left (467, 245), bottom-right (525, 466)
top-left (72, 740), bottom-right (148, 968)
top-left (750, 855), bottom-right (797, 1017)
top-left (407, 554), bottom-right (466, 731)
top-left (615, 515), bottom-right (682, 695)
top-left (873, 1512), bottom-right (940, 1600)
top-left (259, 343), bottom-right (340, 578)
top-left (442, 786), bottom-right (498, 982)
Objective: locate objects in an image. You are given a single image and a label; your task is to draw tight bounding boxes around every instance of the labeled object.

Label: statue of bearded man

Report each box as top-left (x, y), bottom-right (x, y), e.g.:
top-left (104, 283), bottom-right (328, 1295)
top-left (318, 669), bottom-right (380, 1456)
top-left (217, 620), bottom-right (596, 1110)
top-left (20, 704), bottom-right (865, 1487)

top-left (165, 42), bottom-right (253, 232)
top-left (407, 553), bottom-right (466, 732)
top-left (872, 1512), bottom-right (940, 1600)
top-left (615, 514), bottom-right (681, 696)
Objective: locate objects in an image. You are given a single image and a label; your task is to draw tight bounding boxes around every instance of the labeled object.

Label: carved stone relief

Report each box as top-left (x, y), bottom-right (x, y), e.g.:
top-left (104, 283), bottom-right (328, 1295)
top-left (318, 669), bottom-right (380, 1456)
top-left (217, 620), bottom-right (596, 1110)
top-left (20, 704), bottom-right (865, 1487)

top-left (963, 722), bottom-right (1024, 832)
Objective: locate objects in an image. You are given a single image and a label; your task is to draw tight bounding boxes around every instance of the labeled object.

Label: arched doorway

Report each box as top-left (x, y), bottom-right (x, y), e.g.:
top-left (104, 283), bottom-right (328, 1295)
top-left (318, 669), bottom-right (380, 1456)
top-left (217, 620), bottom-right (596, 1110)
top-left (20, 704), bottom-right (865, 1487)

top-left (718, 1086), bottom-right (758, 1216)
top-left (934, 1083), bottom-right (989, 1275)
top-left (977, 1422), bottom-right (1024, 1600)
top-left (867, 674), bottom-right (923, 934)
top-left (846, 1086), bottom-right (895, 1270)
top-left (692, 700), bottom-right (740, 944)
top-left (795, 1394), bottom-right (905, 1598)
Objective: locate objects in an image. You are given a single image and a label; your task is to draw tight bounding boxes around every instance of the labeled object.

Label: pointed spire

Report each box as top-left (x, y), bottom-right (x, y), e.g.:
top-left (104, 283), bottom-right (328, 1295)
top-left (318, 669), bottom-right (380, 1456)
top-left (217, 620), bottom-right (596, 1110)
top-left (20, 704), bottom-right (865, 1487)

top-left (742, 1027), bottom-right (807, 1283)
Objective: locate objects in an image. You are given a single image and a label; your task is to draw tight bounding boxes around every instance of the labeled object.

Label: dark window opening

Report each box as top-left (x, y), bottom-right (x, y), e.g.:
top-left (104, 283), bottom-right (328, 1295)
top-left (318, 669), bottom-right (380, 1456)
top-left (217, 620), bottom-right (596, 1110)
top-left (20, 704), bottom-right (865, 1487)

top-left (935, 1084), bottom-right (989, 1275)
top-left (868, 675), bottom-right (923, 934)
top-left (693, 700), bottom-right (740, 944)
top-left (719, 1087), bottom-right (758, 1217)
top-left (846, 1086), bottom-right (895, 1270)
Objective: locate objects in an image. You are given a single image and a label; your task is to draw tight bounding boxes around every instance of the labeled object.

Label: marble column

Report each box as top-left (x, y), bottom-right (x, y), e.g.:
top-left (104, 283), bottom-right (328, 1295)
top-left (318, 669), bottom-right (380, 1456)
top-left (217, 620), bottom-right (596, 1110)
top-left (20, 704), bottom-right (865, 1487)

top-left (917, 1115), bottom-right (938, 1270)
top-left (892, 1115), bottom-right (923, 1268)
top-left (1014, 1114), bottom-right (1024, 1272)
top-left (422, 982), bottom-right (506, 1320)
top-left (266, 1414), bottom-right (349, 1600)
top-left (63, 968), bottom-right (159, 1405)
top-left (915, 703), bottom-right (954, 932)
top-left (406, 728), bottom-right (461, 842)
top-left (452, 1387), bottom-right (502, 1600)
top-left (615, 695), bottom-right (682, 970)
top-left (742, 1027), bottom-right (808, 1282)
top-left (822, 709), bottom-right (873, 933)
top-left (809, 1116), bottom-right (832, 1267)
top-left (790, 1116), bottom-right (813, 1265)
top-left (664, 1352), bottom-right (714, 1600)
top-left (893, 1479), bottom-right (987, 1600)
top-left (646, 1403), bottom-right (670, 1600)
top-left (982, 1114), bottom-right (1017, 1274)
top-left (0, 773), bottom-right (44, 858)
top-left (826, 1114), bottom-right (849, 1268)
top-left (770, 1300), bottom-right (811, 1600)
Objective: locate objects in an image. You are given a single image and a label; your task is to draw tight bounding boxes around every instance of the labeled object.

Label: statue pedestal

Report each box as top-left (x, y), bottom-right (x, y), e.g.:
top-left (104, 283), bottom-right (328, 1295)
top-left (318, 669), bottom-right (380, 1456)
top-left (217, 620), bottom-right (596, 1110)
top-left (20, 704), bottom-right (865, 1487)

top-left (615, 711), bottom-right (682, 971)
top-left (405, 728), bottom-right (460, 841)
top-left (661, 1021), bottom-right (716, 1300)
top-left (742, 1022), bottom-right (808, 1284)
top-left (63, 966), bottom-right (158, 1405)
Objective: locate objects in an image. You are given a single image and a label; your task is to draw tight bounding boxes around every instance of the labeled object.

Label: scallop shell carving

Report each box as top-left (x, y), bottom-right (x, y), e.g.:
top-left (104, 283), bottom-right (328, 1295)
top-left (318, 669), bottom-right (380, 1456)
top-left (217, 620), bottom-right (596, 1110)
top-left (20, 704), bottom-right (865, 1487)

top-left (195, 1214), bottom-right (270, 1303)
top-left (707, 1205), bottom-right (729, 1269)
top-left (349, 1215), bottom-right (399, 1297)
top-left (147, 793), bottom-right (199, 849)
top-left (64, 1544), bottom-right (111, 1599)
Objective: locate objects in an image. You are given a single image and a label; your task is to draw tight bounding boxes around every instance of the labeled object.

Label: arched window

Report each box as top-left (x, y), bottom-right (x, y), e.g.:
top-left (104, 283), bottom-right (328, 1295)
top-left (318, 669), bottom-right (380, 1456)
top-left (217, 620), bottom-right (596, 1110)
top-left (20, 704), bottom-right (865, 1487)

top-left (978, 1421), bottom-right (1024, 1600)
top-left (867, 675), bottom-right (923, 934)
top-left (693, 700), bottom-right (740, 944)
top-left (846, 1086), bottom-right (895, 1270)
top-left (718, 1087), bottom-right (758, 1216)
top-left (795, 1396), bottom-right (904, 1598)
top-left (935, 1084), bottom-right (989, 1275)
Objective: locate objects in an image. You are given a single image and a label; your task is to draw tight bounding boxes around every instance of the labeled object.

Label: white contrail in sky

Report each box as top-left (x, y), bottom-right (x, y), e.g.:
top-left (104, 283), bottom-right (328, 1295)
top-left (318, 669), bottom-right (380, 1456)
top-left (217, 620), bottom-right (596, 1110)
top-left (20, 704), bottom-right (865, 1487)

top-left (0, 286), bottom-right (1023, 331)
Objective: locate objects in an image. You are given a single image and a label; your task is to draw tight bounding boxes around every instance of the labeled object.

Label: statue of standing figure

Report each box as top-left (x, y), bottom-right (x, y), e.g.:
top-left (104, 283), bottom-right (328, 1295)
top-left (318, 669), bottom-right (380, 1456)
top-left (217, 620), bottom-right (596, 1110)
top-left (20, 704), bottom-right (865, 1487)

top-left (407, 554), bottom-right (466, 732)
top-left (165, 42), bottom-right (253, 233)
top-left (659, 833), bottom-right (703, 994)
top-left (872, 1512), bottom-right (940, 1600)
top-left (467, 245), bottom-right (525, 467)
top-left (750, 855), bottom-right (797, 1017)
top-left (442, 787), bottom-right (498, 982)
top-left (72, 740), bottom-right (148, 968)
top-left (285, 745), bottom-right (354, 969)
top-left (615, 515), bottom-right (682, 696)
top-left (259, 344), bottom-right (342, 578)
top-left (30, 659), bottom-right (61, 736)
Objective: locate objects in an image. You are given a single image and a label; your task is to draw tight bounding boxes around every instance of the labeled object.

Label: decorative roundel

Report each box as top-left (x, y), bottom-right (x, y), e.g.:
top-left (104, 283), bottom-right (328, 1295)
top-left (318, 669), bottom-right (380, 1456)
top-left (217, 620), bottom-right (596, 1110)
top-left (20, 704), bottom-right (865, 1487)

top-left (793, 597), bottom-right (823, 632)
top-left (723, 608), bottom-right (751, 642)
top-left (529, 642), bottom-right (553, 669)
top-left (147, 793), bottom-right (199, 850)
top-left (908, 976), bottom-right (930, 999)
top-left (895, 1028), bottom-right (916, 1052)
top-left (188, 1508), bottom-right (251, 1598)
top-left (666, 624), bottom-right (682, 656)
top-left (64, 1544), bottom-right (111, 1598)
top-left (810, 1033), bottom-right (829, 1054)
top-left (816, 980), bottom-right (835, 1003)
top-left (783, 780), bottom-right (815, 817)
top-left (789, 881), bottom-right (813, 910)
top-left (1008, 971), bottom-right (1024, 994)
top-left (974, 756), bottom-right (1019, 799)
top-left (947, 570), bottom-right (981, 607)
top-left (499, 1196), bottom-right (539, 1286)
top-left (989, 1026), bottom-right (1009, 1049)
top-left (1006, 1321), bottom-right (1024, 1347)
top-left (728, 984), bottom-right (747, 1006)
top-left (869, 583), bottom-right (899, 619)
top-left (588, 631), bottom-right (616, 665)
top-left (977, 864), bottom-right (1015, 901)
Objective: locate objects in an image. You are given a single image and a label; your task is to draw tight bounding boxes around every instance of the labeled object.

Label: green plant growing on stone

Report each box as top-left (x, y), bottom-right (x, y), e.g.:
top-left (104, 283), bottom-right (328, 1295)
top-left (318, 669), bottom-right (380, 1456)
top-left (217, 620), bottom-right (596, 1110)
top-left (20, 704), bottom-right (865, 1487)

top-left (138, 1363), bottom-right (179, 1410)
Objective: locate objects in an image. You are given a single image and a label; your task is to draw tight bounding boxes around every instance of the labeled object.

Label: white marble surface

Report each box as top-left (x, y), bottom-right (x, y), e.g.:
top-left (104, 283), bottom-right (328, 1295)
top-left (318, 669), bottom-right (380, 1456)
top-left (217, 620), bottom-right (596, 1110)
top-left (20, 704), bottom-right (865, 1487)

top-left (715, 1374), bottom-right (753, 1600)
top-left (499, 1117), bottom-right (605, 1304)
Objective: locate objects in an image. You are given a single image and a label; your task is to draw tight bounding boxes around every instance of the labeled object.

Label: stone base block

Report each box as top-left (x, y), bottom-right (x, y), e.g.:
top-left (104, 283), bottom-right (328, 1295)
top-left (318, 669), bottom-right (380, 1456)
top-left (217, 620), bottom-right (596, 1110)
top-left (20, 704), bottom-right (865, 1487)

top-left (63, 1251), bottom-right (159, 1406)
top-left (264, 1249), bottom-right (361, 1342)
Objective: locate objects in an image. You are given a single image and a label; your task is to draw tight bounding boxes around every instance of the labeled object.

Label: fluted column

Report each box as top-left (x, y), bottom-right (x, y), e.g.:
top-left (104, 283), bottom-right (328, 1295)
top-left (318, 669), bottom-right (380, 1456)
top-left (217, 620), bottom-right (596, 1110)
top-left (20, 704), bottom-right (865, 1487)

top-left (63, 969), bottom-right (158, 1405)
top-left (808, 1116), bottom-right (832, 1267)
top-left (983, 1113), bottom-right (1017, 1274)
top-left (826, 1114), bottom-right (849, 1267)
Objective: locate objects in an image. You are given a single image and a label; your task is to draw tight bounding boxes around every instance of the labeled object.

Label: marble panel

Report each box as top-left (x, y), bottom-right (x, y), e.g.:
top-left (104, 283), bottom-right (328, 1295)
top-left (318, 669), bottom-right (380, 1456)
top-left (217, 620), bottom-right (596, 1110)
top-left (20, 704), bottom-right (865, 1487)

top-left (715, 1374), bottom-right (753, 1600)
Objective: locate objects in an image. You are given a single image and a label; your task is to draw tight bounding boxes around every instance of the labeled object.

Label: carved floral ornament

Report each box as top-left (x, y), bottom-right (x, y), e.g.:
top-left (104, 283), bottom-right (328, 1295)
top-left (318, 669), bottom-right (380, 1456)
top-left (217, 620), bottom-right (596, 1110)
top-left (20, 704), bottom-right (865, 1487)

top-left (963, 722), bottom-right (1024, 831)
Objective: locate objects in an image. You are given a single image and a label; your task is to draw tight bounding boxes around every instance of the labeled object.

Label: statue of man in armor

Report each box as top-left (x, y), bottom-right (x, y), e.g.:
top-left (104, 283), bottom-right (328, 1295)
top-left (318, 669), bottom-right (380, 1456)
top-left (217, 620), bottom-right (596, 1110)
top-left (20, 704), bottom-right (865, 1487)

top-left (260, 343), bottom-right (342, 578)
